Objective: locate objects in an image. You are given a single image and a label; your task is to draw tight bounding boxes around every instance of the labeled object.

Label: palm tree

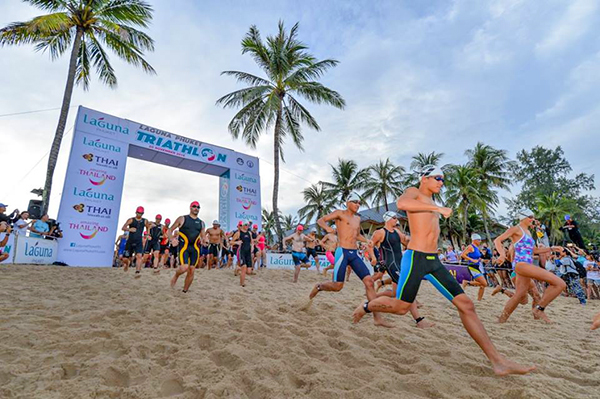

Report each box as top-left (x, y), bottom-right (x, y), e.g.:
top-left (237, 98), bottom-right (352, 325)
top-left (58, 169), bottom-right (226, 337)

top-left (362, 159), bottom-right (406, 211)
top-left (217, 21), bottom-right (345, 244)
top-left (406, 151), bottom-right (445, 187)
top-left (465, 142), bottom-right (514, 246)
top-left (444, 165), bottom-right (483, 243)
top-left (321, 159), bottom-right (370, 204)
top-left (281, 214), bottom-right (299, 233)
top-left (536, 193), bottom-right (571, 244)
top-left (261, 208), bottom-right (279, 244)
top-left (297, 184), bottom-right (335, 231)
top-left (1, 0), bottom-right (156, 213)
top-left (439, 211), bottom-right (463, 249)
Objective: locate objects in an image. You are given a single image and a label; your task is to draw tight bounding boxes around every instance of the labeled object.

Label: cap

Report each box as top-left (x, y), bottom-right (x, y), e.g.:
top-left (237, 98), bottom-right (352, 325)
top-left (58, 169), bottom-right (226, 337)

top-left (297, 225), bottom-right (304, 231)
top-left (383, 211), bottom-right (399, 222)
top-left (517, 209), bottom-right (535, 220)
top-left (471, 233), bottom-right (482, 241)
top-left (238, 221), bottom-right (243, 226)
top-left (346, 192), bottom-right (361, 202)
top-left (565, 214), bottom-right (571, 221)
top-left (420, 164), bottom-right (444, 178)
top-left (253, 224), bottom-right (258, 229)
top-left (213, 220), bottom-right (220, 225)
top-left (165, 218), bottom-right (171, 224)
top-left (0, 203), bottom-right (7, 208)
top-left (190, 201), bottom-right (200, 208)
top-left (156, 214), bottom-right (162, 220)
top-left (136, 206), bottom-right (144, 213)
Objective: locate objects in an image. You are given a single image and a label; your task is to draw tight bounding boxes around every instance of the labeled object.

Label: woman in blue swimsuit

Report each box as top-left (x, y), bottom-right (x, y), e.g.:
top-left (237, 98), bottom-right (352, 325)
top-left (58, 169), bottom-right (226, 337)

top-left (494, 210), bottom-right (564, 323)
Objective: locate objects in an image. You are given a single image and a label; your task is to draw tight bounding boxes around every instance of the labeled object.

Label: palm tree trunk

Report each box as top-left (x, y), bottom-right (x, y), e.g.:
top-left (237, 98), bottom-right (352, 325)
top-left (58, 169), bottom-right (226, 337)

top-left (272, 107), bottom-right (284, 245)
top-left (41, 28), bottom-right (84, 214)
top-left (462, 204), bottom-right (468, 244)
top-left (482, 211), bottom-right (492, 249)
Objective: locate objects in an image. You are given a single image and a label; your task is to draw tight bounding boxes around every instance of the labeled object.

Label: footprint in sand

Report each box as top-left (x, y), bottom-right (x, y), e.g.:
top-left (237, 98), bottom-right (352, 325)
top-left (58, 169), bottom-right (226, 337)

top-left (160, 378), bottom-right (185, 397)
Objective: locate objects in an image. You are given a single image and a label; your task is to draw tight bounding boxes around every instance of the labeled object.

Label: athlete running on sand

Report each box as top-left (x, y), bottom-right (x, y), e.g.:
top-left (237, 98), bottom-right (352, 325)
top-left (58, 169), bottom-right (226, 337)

top-left (351, 165), bottom-right (535, 376)
top-left (493, 210), bottom-right (564, 323)
top-left (168, 201), bottom-right (205, 293)
top-left (306, 192), bottom-right (393, 328)
top-left (319, 227), bottom-right (338, 276)
top-left (461, 233), bottom-right (488, 301)
top-left (284, 225), bottom-right (315, 282)
top-left (368, 211), bottom-right (434, 328)
top-left (121, 206), bottom-right (152, 276)
top-left (206, 220), bottom-right (225, 270)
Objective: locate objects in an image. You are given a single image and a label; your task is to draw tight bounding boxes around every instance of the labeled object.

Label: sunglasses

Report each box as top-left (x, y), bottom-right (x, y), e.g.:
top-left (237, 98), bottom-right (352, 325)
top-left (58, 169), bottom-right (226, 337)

top-left (136, 212), bottom-right (144, 215)
top-left (433, 176), bottom-right (445, 183)
top-left (190, 205), bottom-right (200, 209)
top-left (349, 200), bottom-right (361, 205)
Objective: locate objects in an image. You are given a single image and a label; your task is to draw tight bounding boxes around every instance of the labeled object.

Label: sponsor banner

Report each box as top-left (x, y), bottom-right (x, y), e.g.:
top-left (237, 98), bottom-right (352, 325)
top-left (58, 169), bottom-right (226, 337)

top-left (75, 106), bottom-right (260, 174)
top-left (0, 233), bottom-right (15, 263)
top-left (229, 170), bottom-right (261, 230)
top-left (266, 252), bottom-right (376, 274)
top-left (57, 127), bottom-right (128, 267)
top-left (444, 263), bottom-right (472, 284)
top-left (13, 235), bottom-right (58, 264)
top-left (218, 171), bottom-right (230, 231)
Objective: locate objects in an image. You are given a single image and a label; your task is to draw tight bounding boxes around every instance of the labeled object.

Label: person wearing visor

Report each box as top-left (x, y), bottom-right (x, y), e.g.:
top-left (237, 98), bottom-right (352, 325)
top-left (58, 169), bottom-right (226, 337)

top-left (306, 192), bottom-right (392, 327)
top-left (352, 165), bottom-right (535, 375)
top-left (206, 220), bottom-right (225, 269)
top-left (121, 206), bottom-right (152, 275)
top-left (461, 233), bottom-right (488, 301)
top-left (367, 210), bottom-right (434, 328)
top-left (168, 201), bottom-right (205, 292)
top-left (494, 209), bottom-right (564, 323)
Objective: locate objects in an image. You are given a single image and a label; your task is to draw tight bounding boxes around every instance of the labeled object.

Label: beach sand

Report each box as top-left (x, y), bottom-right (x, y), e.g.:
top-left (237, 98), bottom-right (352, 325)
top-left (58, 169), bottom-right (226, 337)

top-left (1, 264), bottom-right (599, 399)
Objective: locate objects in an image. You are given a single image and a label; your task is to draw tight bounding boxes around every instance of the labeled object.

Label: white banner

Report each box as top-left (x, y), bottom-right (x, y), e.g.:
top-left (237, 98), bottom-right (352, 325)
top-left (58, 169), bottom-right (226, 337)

top-left (57, 128), bottom-right (128, 267)
top-left (218, 170), bottom-right (231, 230)
top-left (229, 170), bottom-right (261, 229)
top-left (13, 236), bottom-right (58, 264)
top-left (265, 252), bottom-right (374, 274)
top-left (0, 233), bottom-right (15, 264)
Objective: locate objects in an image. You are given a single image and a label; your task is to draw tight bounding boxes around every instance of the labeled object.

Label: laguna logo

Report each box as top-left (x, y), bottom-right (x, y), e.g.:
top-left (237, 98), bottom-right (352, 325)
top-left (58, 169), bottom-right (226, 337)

top-left (236, 157), bottom-right (244, 165)
top-left (82, 137), bottom-right (121, 153)
top-left (24, 241), bottom-right (53, 258)
top-left (234, 172), bottom-right (257, 183)
top-left (83, 114), bottom-right (129, 135)
top-left (72, 187), bottom-right (115, 201)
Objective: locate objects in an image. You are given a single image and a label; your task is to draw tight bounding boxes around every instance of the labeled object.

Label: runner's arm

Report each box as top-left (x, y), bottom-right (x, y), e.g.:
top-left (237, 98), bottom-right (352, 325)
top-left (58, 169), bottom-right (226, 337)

top-left (317, 211), bottom-right (340, 234)
top-left (493, 227), bottom-right (517, 262)
top-left (167, 216), bottom-right (184, 239)
top-left (121, 218), bottom-right (133, 232)
top-left (396, 187), bottom-right (446, 213)
top-left (460, 245), bottom-right (475, 262)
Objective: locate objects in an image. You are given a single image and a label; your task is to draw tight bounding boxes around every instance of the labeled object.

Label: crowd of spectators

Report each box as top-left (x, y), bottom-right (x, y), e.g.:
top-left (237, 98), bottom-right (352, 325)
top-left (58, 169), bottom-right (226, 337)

top-left (0, 202), bottom-right (63, 241)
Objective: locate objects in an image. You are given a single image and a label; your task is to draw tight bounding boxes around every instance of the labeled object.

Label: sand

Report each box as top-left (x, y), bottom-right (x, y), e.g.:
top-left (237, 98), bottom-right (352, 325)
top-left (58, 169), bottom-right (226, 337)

top-left (1, 264), bottom-right (599, 399)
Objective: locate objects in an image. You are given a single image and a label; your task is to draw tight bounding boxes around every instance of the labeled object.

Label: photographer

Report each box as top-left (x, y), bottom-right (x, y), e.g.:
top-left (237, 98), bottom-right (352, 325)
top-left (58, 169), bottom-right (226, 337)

top-left (0, 221), bottom-right (12, 263)
top-left (47, 220), bottom-right (63, 240)
top-left (14, 211), bottom-right (32, 236)
top-left (0, 203), bottom-right (19, 226)
top-left (558, 246), bottom-right (586, 305)
top-left (561, 215), bottom-right (586, 249)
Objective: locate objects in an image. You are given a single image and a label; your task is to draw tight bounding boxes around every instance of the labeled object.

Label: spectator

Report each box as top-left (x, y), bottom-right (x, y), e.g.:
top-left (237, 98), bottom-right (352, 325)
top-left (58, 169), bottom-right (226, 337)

top-left (30, 214), bottom-right (50, 238)
top-left (445, 245), bottom-right (458, 263)
top-left (561, 215), bottom-right (586, 249)
top-left (0, 222), bottom-right (11, 263)
top-left (584, 255), bottom-right (600, 300)
top-left (558, 247), bottom-right (586, 305)
top-left (0, 203), bottom-right (19, 225)
top-left (437, 248), bottom-right (446, 262)
top-left (13, 211), bottom-right (31, 236)
top-left (47, 220), bottom-right (63, 240)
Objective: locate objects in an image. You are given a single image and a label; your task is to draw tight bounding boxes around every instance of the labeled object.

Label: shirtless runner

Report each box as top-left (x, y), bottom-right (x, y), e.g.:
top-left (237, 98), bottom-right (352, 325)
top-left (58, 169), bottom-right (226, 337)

top-left (351, 166), bottom-right (535, 375)
top-left (284, 225), bottom-right (315, 282)
top-left (206, 220), bottom-right (225, 269)
top-left (320, 227), bottom-right (338, 276)
top-left (306, 192), bottom-right (392, 328)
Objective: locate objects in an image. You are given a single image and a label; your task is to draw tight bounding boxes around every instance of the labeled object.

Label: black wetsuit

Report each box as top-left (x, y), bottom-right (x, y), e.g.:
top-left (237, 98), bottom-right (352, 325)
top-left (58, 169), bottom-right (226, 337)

top-left (125, 217), bottom-right (146, 256)
top-left (145, 223), bottom-right (162, 253)
top-left (178, 215), bottom-right (204, 266)
top-left (380, 228), bottom-right (403, 284)
top-left (238, 230), bottom-right (253, 267)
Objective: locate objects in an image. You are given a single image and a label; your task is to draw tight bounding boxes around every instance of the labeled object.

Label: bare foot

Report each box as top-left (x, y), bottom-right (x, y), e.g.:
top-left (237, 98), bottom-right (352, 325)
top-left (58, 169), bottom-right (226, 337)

top-left (497, 311), bottom-right (510, 323)
top-left (134, 271), bottom-right (141, 279)
top-left (170, 275), bottom-right (177, 289)
top-left (416, 301), bottom-right (422, 309)
top-left (532, 308), bottom-right (553, 323)
top-left (299, 298), bottom-right (313, 312)
top-left (352, 303), bottom-right (367, 324)
top-left (492, 357), bottom-right (536, 376)
top-left (491, 286), bottom-right (503, 296)
top-left (591, 314), bottom-right (600, 331)
top-left (153, 269), bottom-right (160, 274)
top-left (416, 319), bottom-right (435, 329)
top-left (462, 280), bottom-right (469, 289)
top-left (519, 296), bottom-right (528, 305)
top-left (374, 317), bottom-right (394, 328)
top-left (309, 284), bottom-right (321, 300)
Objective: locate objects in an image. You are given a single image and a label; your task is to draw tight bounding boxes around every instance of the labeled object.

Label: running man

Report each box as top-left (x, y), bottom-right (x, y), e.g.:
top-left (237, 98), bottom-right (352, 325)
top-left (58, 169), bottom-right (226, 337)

top-left (352, 166), bottom-right (535, 375)
top-left (461, 233), bottom-right (489, 301)
top-left (494, 210), bottom-right (565, 323)
top-left (114, 231), bottom-right (128, 267)
top-left (319, 227), bottom-right (338, 276)
top-left (168, 201), bottom-right (205, 293)
top-left (206, 220), bottom-right (224, 269)
top-left (368, 211), bottom-right (433, 328)
top-left (159, 218), bottom-right (171, 268)
top-left (284, 225), bottom-right (313, 283)
top-left (231, 221), bottom-right (254, 286)
top-left (305, 229), bottom-right (321, 273)
top-left (306, 193), bottom-right (392, 328)
top-left (144, 214), bottom-right (163, 273)
top-left (121, 206), bottom-right (152, 275)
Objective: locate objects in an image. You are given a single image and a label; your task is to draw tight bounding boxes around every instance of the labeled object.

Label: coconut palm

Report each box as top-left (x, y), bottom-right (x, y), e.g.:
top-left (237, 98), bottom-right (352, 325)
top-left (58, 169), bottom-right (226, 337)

top-left (261, 208), bottom-right (279, 244)
top-left (362, 159), bottom-right (406, 211)
top-left (439, 211), bottom-right (463, 249)
top-left (444, 165), bottom-right (484, 243)
top-left (536, 193), bottom-right (572, 244)
top-left (321, 159), bottom-right (370, 204)
top-left (281, 214), bottom-right (299, 233)
top-left (217, 21), bottom-right (345, 244)
top-left (466, 142), bottom-right (514, 246)
top-left (297, 184), bottom-right (335, 230)
top-left (1, 0), bottom-right (156, 213)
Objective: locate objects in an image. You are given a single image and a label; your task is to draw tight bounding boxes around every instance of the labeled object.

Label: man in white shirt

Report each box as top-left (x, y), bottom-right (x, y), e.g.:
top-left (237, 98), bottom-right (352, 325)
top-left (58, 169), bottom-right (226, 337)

top-left (584, 255), bottom-right (600, 300)
top-left (14, 211), bottom-right (31, 236)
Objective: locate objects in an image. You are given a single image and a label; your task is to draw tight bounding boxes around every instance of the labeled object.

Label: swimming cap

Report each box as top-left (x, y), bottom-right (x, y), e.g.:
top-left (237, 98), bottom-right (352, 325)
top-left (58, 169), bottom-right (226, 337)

top-left (213, 220), bottom-right (220, 225)
top-left (383, 211), bottom-right (399, 222)
top-left (297, 225), bottom-right (304, 231)
top-left (190, 201), bottom-right (200, 208)
top-left (517, 209), bottom-right (535, 219)
top-left (420, 165), bottom-right (444, 178)
top-left (253, 224), bottom-right (258, 229)
top-left (165, 218), bottom-right (171, 224)
top-left (238, 221), bottom-right (243, 226)
top-left (346, 192), bottom-right (361, 202)
top-left (156, 214), bottom-right (162, 220)
top-left (471, 233), bottom-right (482, 241)
top-left (136, 206), bottom-right (144, 213)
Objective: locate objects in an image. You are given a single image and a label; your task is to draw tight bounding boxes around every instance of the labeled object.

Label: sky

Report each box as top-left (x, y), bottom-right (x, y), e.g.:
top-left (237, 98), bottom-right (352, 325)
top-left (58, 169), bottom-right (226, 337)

top-left (1, 0), bottom-right (599, 228)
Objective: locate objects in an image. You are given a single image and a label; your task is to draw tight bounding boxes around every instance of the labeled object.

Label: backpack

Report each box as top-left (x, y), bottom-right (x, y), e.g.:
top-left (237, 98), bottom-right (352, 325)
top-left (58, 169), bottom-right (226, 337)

top-left (574, 261), bottom-right (587, 278)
